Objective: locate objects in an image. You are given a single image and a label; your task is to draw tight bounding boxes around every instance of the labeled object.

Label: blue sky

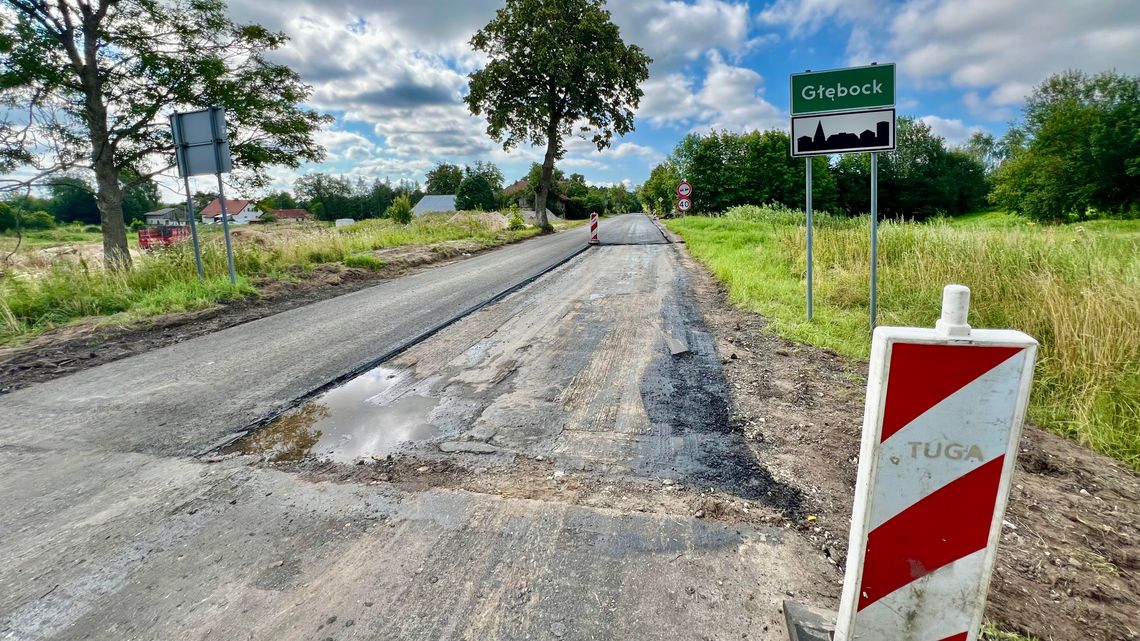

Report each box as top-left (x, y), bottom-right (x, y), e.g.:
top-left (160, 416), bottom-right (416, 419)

top-left (224, 0), bottom-right (1140, 195)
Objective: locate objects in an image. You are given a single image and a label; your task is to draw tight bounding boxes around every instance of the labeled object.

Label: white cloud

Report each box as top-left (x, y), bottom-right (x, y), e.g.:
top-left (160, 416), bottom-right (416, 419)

top-left (220, 0), bottom-right (744, 189)
top-left (608, 142), bottom-right (661, 160)
top-left (888, 0), bottom-right (1140, 105)
top-left (962, 91), bottom-right (1014, 122)
top-left (757, 0), bottom-right (878, 37)
top-left (638, 74), bottom-right (703, 125)
top-left (610, 0), bottom-right (753, 69)
top-left (918, 115), bottom-right (981, 146)
top-left (638, 52), bottom-right (783, 133)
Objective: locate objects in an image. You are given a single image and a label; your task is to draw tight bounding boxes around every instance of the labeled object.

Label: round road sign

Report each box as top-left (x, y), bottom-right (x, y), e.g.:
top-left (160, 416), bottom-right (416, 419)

top-left (677, 198), bottom-right (691, 212)
top-left (676, 181), bottom-right (692, 198)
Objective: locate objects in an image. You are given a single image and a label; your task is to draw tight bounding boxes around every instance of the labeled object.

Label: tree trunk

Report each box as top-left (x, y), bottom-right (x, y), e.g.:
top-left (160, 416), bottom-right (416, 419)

top-left (79, 9), bottom-right (131, 270)
top-left (92, 154), bottom-right (131, 269)
top-left (534, 129), bottom-right (559, 232)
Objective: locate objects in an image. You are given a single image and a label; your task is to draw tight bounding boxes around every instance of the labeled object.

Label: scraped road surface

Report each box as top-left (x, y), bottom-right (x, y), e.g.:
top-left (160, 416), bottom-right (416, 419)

top-left (0, 215), bottom-right (833, 641)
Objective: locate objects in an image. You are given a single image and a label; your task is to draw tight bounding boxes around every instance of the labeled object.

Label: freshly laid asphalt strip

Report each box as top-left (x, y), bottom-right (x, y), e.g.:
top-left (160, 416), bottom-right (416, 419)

top-left (0, 215), bottom-right (657, 457)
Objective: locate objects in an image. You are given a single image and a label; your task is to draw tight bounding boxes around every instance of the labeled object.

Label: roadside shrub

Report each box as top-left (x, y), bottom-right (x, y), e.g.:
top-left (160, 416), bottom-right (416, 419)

top-left (386, 195), bottom-right (413, 225)
top-left (0, 204), bottom-right (17, 232)
top-left (344, 253), bottom-right (385, 271)
top-left (507, 204), bottom-right (526, 231)
top-left (23, 211), bottom-right (56, 230)
top-left (305, 247), bottom-right (344, 264)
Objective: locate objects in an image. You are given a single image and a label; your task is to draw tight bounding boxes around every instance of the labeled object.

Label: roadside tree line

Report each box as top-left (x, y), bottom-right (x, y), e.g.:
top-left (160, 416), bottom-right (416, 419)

top-left (0, 175), bottom-right (162, 233)
top-left (640, 118), bottom-right (987, 220)
top-left (642, 70), bottom-right (1139, 223)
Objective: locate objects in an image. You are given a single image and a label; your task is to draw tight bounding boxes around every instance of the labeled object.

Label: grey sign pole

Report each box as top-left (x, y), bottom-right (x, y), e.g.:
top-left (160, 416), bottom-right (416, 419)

top-left (805, 157), bottom-right (814, 321)
top-left (870, 151), bottom-right (879, 330)
top-left (209, 108), bottom-right (237, 285)
top-left (171, 117), bottom-right (205, 279)
top-left (181, 175), bottom-right (205, 279)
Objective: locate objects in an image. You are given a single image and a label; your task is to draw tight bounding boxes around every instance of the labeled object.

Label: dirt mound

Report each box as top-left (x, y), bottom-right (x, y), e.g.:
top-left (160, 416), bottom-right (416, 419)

top-left (449, 211), bottom-right (509, 231)
top-left (228, 228), bottom-right (277, 247)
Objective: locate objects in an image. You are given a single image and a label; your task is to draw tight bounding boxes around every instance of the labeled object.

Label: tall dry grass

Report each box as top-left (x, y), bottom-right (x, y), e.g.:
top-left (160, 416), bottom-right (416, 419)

top-left (0, 214), bottom-right (537, 345)
top-left (669, 206), bottom-right (1140, 468)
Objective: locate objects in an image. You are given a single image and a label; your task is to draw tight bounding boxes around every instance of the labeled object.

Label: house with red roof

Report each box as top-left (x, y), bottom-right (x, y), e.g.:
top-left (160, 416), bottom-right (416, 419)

top-left (267, 208), bottom-right (312, 223)
top-left (199, 197), bottom-right (260, 225)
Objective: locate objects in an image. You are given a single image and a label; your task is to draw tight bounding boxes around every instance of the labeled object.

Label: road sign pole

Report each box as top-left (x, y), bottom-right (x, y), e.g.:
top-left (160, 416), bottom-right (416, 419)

top-left (805, 158), bottom-right (813, 322)
top-left (870, 152), bottom-right (879, 330)
top-left (209, 109), bottom-right (237, 286)
top-left (215, 174), bottom-right (238, 284)
top-left (182, 174), bottom-right (205, 279)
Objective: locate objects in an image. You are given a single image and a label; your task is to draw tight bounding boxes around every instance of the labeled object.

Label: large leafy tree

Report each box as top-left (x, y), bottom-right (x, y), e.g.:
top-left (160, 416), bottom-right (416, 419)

top-left (0, 0), bottom-right (330, 268)
top-left (454, 172), bottom-right (496, 211)
top-left (465, 0), bottom-right (650, 231)
top-left (638, 162), bottom-right (680, 215)
top-left (294, 173), bottom-right (352, 221)
top-left (46, 175), bottom-right (99, 223)
top-left (991, 70), bottom-right (1139, 221)
top-left (424, 162), bottom-right (463, 195)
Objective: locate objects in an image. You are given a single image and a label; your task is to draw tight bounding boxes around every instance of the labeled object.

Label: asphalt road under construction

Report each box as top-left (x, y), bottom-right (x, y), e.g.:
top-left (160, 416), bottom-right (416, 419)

top-left (0, 214), bottom-right (834, 641)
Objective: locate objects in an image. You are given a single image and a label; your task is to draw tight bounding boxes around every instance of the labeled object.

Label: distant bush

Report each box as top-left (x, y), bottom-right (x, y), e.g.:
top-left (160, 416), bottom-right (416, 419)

top-left (83, 225), bottom-right (101, 233)
top-left (386, 195), bottom-right (413, 225)
top-left (23, 211), bottom-right (56, 230)
top-left (0, 204), bottom-right (16, 232)
top-left (343, 253), bottom-right (385, 271)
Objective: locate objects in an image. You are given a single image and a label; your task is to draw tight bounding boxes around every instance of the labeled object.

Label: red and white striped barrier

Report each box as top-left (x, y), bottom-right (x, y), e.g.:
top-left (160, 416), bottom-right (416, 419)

top-left (589, 212), bottom-right (599, 244)
top-left (835, 285), bottom-right (1037, 641)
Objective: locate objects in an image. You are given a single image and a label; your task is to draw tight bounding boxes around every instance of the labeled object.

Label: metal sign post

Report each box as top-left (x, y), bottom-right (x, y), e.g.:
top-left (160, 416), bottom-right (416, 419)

top-left (789, 63), bottom-right (895, 327)
top-left (209, 111), bottom-right (237, 285)
top-left (870, 152), bottom-right (879, 329)
top-left (676, 179), bottom-right (693, 215)
top-left (805, 158), bottom-right (813, 321)
top-left (181, 174), bottom-right (204, 279)
top-left (170, 107), bottom-right (236, 285)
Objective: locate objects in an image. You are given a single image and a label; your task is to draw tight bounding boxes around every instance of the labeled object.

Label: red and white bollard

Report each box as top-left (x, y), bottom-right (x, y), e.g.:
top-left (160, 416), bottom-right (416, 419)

top-left (832, 284), bottom-right (1038, 641)
top-left (589, 211), bottom-right (599, 244)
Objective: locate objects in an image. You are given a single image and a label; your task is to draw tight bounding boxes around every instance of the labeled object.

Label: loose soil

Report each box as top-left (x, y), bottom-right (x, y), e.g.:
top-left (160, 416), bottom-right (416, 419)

top-left (676, 239), bottom-right (1140, 641)
top-left (0, 237), bottom-right (519, 395)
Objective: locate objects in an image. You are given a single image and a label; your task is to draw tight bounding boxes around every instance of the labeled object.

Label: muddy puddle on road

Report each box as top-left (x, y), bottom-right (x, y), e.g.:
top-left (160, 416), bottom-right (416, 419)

top-left (222, 367), bottom-right (441, 463)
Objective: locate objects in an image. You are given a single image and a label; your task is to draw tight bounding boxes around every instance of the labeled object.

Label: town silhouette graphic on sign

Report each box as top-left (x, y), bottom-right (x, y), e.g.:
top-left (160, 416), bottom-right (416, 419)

top-left (797, 119), bottom-right (891, 153)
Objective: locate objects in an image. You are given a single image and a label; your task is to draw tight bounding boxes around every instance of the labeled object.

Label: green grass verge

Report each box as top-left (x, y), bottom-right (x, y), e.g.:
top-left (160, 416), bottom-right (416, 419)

top-left (667, 205), bottom-right (1140, 469)
top-left (0, 214), bottom-right (542, 345)
top-left (981, 622), bottom-right (1042, 641)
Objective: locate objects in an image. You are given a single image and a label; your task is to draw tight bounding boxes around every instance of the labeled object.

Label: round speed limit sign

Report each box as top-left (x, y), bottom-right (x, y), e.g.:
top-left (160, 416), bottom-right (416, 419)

top-left (677, 198), bottom-right (692, 212)
top-left (676, 180), bottom-right (692, 198)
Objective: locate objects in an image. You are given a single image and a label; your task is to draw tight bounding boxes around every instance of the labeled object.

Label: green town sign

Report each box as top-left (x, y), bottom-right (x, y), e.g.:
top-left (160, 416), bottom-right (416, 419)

top-left (791, 63), bottom-right (895, 115)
